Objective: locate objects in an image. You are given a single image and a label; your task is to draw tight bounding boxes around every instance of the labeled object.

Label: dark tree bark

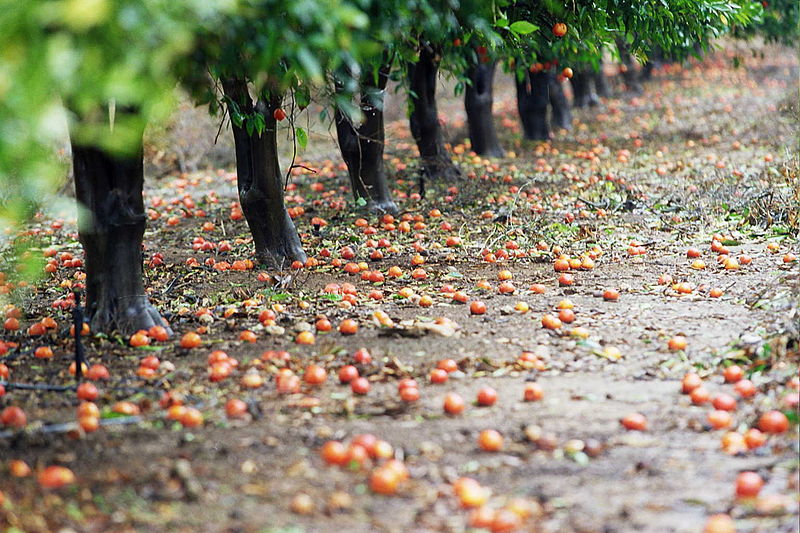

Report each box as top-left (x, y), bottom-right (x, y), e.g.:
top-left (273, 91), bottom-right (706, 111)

top-left (571, 70), bottom-right (601, 108)
top-left (516, 71), bottom-right (550, 141)
top-left (571, 70), bottom-right (590, 108)
top-left (548, 73), bottom-right (572, 131)
top-left (222, 79), bottom-right (306, 269)
top-left (335, 64), bottom-right (397, 214)
top-left (408, 44), bottom-right (461, 183)
top-left (464, 60), bottom-right (504, 158)
top-left (593, 60), bottom-right (610, 98)
top-left (641, 47), bottom-right (664, 82)
top-left (616, 39), bottom-right (643, 94)
top-left (71, 119), bottom-right (171, 335)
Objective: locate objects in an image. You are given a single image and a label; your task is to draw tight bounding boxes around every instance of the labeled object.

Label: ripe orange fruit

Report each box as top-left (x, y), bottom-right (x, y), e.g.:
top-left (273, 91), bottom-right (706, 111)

top-left (476, 387), bottom-right (498, 406)
top-left (558, 309), bottom-right (575, 323)
top-left (338, 319), bottom-right (358, 335)
top-left (620, 413), bottom-right (647, 431)
top-left (369, 466), bottom-right (401, 495)
top-left (703, 514), bottom-right (735, 533)
top-left (38, 466), bottom-right (76, 489)
top-left (76, 383), bottom-right (99, 401)
top-left (758, 410), bottom-right (788, 434)
top-left (470, 301), bottom-right (487, 315)
top-left (454, 477), bottom-right (490, 508)
top-left (180, 332), bottom-right (201, 349)
top-left (553, 258), bottom-right (570, 272)
top-left (722, 365), bottom-right (744, 383)
top-left (667, 336), bottom-right (687, 351)
top-left (399, 386), bottom-right (419, 402)
top-left (681, 372), bottom-right (703, 394)
top-left (304, 365), bottom-right (327, 385)
top-left (444, 392), bottom-right (465, 415)
top-left (523, 383), bottom-right (544, 401)
top-left (0, 405), bottom-right (28, 428)
top-left (225, 398), bottom-right (248, 419)
top-left (148, 325), bottom-right (169, 341)
top-left (129, 332), bottom-right (150, 347)
top-left (552, 22), bottom-right (567, 37)
top-left (179, 407), bottom-right (203, 428)
top-left (320, 440), bottom-right (348, 466)
top-left (602, 288), bottom-right (619, 301)
top-left (541, 314), bottom-right (562, 330)
top-left (34, 346), bottom-right (53, 359)
top-left (744, 428), bottom-right (766, 449)
top-left (296, 330), bottom-right (315, 344)
top-left (707, 410), bottom-right (733, 429)
top-left (690, 387), bottom-right (711, 405)
top-left (478, 429), bottom-right (504, 451)
top-left (733, 379), bottom-right (756, 398)
top-left (735, 471), bottom-right (763, 498)
top-left (9, 460), bottom-right (31, 477)
top-left (712, 394), bottom-right (737, 411)
top-left (351, 377), bottom-right (370, 395)
top-left (79, 415), bottom-right (100, 433)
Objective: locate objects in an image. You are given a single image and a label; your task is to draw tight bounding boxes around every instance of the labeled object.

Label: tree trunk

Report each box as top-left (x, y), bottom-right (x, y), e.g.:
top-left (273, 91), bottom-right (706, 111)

top-left (222, 79), bottom-right (307, 269)
top-left (593, 60), bottom-right (610, 98)
top-left (335, 64), bottom-right (397, 214)
top-left (549, 73), bottom-right (572, 131)
top-left (71, 120), bottom-right (171, 335)
top-left (464, 60), bottom-right (504, 158)
top-left (408, 44), bottom-right (461, 184)
top-left (571, 70), bottom-right (590, 108)
top-left (616, 39), bottom-right (643, 93)
top-left (571, 70), bottom-right (601, 108)
top-left (516, 71), bottom-right (550, 141)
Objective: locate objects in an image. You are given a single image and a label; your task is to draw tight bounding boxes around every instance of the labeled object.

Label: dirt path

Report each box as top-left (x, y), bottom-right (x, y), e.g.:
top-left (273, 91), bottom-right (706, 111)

top-left (1, 46), bottom-right (798, 533)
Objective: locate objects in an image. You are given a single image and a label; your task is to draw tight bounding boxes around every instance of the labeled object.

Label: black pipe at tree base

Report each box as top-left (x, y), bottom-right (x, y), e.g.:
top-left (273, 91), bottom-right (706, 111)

top-left (222, 79), bottom-right (307, 269)
top-left (464, 60), bottom-right (504, 158)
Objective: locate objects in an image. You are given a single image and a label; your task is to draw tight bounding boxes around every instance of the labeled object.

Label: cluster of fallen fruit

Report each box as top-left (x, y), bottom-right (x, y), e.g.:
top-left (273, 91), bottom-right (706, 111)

top-left (1, 229), bottom-right (797, 531)
top-left (2, 60), bottom-right (799, 528)
top-left (2, 189), bottom-right (799, 475)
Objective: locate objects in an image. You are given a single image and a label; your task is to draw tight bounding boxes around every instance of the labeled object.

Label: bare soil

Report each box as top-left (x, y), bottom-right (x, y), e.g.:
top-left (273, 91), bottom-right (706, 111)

top-left (1, 45), bottom-right (798, 533)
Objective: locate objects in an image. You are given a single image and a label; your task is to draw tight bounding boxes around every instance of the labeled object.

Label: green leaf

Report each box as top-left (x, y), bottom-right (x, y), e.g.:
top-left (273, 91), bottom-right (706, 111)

top-left (294, 85), bottom-right (310, 109)
top-left (509, 21), bottom-right (538, 35)
top-left (295, 127), bottom-right (308, 149)
top-left (355, 197), bottom-right (367, 207)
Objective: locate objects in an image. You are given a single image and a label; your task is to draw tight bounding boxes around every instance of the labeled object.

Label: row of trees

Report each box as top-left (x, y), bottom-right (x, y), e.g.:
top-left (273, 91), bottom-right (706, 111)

top-left (0, 0), bottom-right (794, 334)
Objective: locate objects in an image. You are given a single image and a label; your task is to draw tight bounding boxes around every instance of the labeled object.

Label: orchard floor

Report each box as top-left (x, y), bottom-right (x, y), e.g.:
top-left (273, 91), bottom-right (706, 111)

top-left (1, 46), bottom-right (799, 533)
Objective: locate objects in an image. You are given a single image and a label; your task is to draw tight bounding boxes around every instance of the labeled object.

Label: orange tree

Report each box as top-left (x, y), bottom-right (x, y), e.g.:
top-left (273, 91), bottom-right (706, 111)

top-left (328, 0), bottom-right (507, 208)
top-left (183, 0), bottom-right (379, 269)
top-left (463, 0), bottom-right (764, 143)
top-left (0, 0), bottom-right (380, 334)
top-left (732, 0), bottom-right (799, 51)
top-left (0, 0), bottom-right (229, 334)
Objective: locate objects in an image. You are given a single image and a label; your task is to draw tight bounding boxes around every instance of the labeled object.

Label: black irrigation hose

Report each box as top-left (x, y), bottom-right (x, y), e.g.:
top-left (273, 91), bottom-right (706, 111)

top-left (0, 415), bottom-right (143, 440)
top-left (0, 378), bottom-right (171, 397)
top-left (0, 347), bottom-right (34, 362)
top-left (0, 381), bottom-right (76, 392)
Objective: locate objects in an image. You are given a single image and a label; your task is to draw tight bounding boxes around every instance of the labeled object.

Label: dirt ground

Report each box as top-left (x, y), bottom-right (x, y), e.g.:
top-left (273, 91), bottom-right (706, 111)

top-left (1, 44), bottom-right (798, 533)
